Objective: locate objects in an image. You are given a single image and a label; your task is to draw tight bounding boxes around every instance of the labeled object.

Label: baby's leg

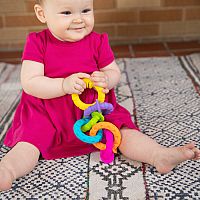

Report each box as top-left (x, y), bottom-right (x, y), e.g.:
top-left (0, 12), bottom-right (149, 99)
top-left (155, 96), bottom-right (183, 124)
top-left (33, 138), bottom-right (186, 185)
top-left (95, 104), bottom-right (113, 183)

top-left (119, 128), bottom-right (200, 174)
top-left (0, 142), bottom-right (40, 191)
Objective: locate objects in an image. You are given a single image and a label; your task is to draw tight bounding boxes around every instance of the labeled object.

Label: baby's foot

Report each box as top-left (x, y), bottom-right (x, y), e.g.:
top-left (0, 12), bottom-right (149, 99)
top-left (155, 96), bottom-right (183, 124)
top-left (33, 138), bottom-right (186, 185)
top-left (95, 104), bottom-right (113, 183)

top-left (153, 142), bottom-right (200, 174)
top-left (0, 166), bottom-right (14, 191)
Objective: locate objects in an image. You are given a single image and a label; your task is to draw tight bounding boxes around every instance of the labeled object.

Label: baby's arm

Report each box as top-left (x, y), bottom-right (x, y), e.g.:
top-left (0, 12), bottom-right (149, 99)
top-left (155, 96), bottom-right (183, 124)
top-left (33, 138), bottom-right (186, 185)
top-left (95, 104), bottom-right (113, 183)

top-left (91, 60), bottom-right (121, 93)
top-left (21, 60), bottom-right (90, 99)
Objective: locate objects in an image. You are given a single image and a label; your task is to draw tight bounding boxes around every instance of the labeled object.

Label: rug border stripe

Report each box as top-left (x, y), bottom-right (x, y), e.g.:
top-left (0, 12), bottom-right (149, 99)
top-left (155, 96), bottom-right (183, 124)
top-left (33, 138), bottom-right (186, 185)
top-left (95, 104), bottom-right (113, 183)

top-left (124, 58), bottom-right (150, 200)
top-left (178, 56), bottom-right (200, 95)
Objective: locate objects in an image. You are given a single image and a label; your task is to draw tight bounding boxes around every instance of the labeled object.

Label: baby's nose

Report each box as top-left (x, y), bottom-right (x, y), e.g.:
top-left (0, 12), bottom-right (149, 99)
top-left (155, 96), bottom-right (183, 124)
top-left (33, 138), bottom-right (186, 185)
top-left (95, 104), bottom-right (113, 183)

top-left (73, 18), bottom-right (83, 23)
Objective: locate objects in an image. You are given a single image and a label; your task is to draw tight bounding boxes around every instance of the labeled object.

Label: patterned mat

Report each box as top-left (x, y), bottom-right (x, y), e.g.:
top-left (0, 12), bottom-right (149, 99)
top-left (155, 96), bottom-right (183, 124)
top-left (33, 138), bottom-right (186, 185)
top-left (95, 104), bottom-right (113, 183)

top-left (125, 56), bottom-right (200, 200)
top-left (0, 54), bottom-right (200, 199)
top-left (0, 63), bottom-right (21, 147)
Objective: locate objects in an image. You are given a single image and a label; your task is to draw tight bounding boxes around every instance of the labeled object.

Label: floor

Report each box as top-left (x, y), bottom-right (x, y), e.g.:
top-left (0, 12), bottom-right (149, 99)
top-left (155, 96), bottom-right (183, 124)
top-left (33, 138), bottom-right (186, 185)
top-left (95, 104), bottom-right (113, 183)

top-left (0, 41), bottom-right (200, 64)
top-left (112, 40), bottom-right (200, 58)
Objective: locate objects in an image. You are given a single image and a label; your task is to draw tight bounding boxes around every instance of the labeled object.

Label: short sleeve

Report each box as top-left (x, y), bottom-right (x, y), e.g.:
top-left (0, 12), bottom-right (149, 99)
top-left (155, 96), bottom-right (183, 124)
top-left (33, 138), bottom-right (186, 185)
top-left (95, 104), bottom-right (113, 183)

top-left (96, 33), bottom-right (115, 69)
top-left (22, 32), bottom-right (45, 64)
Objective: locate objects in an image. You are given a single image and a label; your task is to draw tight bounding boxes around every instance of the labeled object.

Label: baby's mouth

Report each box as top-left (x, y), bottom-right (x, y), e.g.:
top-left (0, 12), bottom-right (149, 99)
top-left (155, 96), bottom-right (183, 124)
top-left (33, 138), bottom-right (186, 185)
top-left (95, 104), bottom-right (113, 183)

top-left (70, 27), bottom-right (85, 30)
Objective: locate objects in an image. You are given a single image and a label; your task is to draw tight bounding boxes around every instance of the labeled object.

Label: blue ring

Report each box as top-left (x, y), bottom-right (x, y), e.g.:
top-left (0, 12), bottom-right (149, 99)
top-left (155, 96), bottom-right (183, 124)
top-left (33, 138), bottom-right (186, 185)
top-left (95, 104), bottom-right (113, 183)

top-left (73, 118), bottom-right (103, 144)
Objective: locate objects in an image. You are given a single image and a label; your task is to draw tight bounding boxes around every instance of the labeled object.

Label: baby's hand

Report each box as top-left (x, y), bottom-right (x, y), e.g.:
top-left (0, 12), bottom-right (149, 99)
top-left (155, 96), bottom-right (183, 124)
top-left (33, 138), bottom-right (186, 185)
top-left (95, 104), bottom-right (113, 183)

top-left (90, 71), bottom-right (109, 94)
top-left (63, 73), bottom-right (90, 94)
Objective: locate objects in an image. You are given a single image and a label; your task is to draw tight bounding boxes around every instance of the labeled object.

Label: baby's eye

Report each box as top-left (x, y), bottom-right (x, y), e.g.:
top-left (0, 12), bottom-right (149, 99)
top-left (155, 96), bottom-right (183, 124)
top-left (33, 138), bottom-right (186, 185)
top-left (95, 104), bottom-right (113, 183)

top-left (60, 11), bottom-right (71, 15)
top-left (82, 9), bottom-right (91, 13)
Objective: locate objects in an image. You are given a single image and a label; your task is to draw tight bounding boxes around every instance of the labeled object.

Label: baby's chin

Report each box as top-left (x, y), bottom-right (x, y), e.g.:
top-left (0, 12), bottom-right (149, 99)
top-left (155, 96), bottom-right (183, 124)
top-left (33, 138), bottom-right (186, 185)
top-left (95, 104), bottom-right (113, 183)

top-left (69, 36), bottom-right (84, 42)
top-left (67, 30), bottom-right (93, 42)
top-left (57, 35), bottom-right (81, 42)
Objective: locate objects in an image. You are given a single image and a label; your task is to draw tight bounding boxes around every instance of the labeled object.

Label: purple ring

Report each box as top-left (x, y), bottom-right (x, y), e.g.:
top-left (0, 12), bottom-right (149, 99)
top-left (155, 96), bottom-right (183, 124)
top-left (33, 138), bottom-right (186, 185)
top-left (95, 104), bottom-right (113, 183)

top-left (84, 101), bottom-right (114, 118)
top-left (96, 99), bottom-right (101, 113)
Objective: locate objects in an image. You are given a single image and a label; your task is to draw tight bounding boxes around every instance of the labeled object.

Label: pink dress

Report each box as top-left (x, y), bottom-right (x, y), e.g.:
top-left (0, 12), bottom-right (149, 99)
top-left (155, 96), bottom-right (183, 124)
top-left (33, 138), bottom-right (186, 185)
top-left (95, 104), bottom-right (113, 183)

top-left (4, 29), bottom-right (138, 159)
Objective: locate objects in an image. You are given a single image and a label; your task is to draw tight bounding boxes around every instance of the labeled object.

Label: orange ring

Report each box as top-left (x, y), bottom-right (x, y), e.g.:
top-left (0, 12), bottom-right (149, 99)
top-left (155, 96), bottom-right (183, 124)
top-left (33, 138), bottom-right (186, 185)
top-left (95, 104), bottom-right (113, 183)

top-left (89, 122), bottom-right (121, 153)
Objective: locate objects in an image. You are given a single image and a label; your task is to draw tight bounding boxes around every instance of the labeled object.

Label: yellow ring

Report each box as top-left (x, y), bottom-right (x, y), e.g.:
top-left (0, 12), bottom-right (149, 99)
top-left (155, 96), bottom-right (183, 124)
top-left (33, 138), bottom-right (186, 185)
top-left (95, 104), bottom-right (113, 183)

top-left (72, 78), bottom-right (105, 110)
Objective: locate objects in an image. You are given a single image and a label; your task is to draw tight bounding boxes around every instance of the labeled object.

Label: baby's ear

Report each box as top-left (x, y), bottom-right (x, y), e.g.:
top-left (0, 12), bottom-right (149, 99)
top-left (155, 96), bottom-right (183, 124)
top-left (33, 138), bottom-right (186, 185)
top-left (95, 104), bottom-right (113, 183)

top-left (34, 4), bottom-right (46, 24)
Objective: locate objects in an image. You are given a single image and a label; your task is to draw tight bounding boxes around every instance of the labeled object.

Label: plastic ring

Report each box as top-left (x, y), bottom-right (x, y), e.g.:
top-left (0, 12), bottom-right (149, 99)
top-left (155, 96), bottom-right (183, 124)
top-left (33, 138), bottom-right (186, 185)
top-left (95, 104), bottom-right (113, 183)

top-left (81, 112), bottom-right (104, 132)
top-left (84, 102), bottom-right (114, 118)
top-left (89, 122), bottom-right (121, 153)
top-left (100, 130), bottom-right (115, 164)
top-left (73, 118), bottom-right (103, 144)
top-left (72, 78), bottom-right (105, 110)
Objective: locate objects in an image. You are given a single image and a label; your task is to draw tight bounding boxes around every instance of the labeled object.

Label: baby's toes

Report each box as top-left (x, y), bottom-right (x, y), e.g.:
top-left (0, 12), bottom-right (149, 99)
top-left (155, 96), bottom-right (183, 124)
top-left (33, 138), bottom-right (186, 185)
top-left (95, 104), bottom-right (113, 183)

top-left (192, 148), bottom-right (200, 160)
top-left (185, 142), bottom-right (195, 150)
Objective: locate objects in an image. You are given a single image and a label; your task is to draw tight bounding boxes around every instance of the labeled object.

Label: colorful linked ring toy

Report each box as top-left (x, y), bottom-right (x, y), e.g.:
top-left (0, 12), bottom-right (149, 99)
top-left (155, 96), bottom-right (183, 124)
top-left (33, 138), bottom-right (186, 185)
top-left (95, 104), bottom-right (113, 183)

top-left (73, 118), bottom-right (103, 144)
top-left (72, 78), bottom-right (105, 110)
top-left (81, 112), bottom-right (104, 132)
top-left (100, 130), bottom-right (115, 164)
top-left (89, 122), bottom-right (121, 153)
top-left (83, 101), bottom-right (114, 118)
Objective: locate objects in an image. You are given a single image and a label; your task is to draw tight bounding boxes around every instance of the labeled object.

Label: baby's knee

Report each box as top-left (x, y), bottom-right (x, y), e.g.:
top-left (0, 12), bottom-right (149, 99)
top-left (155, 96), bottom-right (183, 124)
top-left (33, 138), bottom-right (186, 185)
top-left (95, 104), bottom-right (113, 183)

top-left (0, 165), bottom-right (14, 191)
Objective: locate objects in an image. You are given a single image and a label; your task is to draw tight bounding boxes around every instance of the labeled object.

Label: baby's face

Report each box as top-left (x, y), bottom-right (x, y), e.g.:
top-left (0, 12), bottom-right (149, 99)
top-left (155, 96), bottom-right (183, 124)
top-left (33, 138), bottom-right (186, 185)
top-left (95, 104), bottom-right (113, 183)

top-left (42, 0), bottom-right (94, 42)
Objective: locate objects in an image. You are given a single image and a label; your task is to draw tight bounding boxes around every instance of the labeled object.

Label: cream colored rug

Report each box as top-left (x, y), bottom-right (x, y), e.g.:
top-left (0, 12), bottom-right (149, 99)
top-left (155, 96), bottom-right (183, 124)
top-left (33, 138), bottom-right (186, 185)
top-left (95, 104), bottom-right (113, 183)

top-left (1, 54), bottom-right (200, 199)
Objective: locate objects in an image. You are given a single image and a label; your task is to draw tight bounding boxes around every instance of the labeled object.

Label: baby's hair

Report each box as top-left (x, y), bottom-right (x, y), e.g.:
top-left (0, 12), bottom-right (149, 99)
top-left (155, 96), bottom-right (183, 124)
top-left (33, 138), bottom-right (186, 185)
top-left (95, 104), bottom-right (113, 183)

top-left (35, 0), bottom-right (43, 4)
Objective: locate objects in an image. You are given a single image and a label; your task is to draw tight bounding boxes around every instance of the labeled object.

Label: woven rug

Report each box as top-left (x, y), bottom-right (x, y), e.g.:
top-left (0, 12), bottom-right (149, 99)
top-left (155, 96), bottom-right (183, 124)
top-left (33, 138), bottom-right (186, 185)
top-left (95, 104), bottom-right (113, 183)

top-left (125, 55), bottom-right (200, 200)
top-left (0, 54), bottom-right (200, 199)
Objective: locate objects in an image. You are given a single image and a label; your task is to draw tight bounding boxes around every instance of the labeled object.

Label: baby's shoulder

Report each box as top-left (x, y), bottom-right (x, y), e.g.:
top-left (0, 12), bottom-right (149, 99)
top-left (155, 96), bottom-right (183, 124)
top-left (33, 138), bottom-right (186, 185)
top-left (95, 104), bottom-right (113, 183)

top-left (26, 29), bottom-right (48, 45)
top-left (88, 31), bottom-right (110, 47)
top-left (89, 31), bottom-right (108, 40)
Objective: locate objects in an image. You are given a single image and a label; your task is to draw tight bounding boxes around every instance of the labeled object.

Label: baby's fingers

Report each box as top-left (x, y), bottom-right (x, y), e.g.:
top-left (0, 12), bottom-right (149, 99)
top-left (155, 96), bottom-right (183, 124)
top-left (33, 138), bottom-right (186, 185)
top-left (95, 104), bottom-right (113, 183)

top-left (93, 80), bottom-right (108, 88)
top-left (76, 72), bottom-right (90, 79)
top-left (91, 71), bottom-right (105, 77)
top-left (76, 78), bottom-right (87, 89)
top-left (74, 84), bottom-right (84, 94)
top-left (91, 76), bottom-right (106, 83)
top-left (102, 88), bottom-right (109, 94)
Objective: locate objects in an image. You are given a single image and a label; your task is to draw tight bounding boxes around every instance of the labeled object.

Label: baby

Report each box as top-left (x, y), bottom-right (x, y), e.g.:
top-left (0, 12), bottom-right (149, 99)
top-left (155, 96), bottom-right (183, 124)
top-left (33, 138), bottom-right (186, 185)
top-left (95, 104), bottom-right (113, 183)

top-left (0, 0), bottom-right (199, 191)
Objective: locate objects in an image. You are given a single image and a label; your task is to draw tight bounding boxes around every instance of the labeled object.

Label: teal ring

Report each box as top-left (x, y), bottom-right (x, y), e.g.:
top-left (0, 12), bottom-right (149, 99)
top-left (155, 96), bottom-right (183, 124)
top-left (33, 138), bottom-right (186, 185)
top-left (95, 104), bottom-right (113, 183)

top-left (73, 118), bottom-right (103, 144)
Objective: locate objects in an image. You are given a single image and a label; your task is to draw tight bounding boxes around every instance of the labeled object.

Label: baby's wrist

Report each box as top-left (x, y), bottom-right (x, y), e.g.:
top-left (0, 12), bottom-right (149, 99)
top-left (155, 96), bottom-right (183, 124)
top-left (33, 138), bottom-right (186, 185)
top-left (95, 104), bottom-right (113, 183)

top-left (104, 73), bottom-right (109, 89)
top-left (61, 78), bottom-right (67, 95)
